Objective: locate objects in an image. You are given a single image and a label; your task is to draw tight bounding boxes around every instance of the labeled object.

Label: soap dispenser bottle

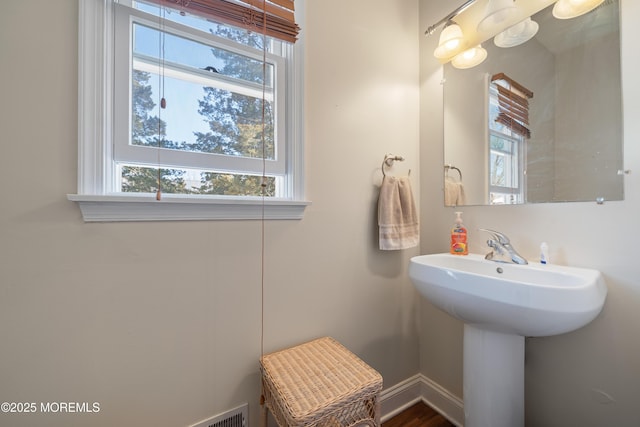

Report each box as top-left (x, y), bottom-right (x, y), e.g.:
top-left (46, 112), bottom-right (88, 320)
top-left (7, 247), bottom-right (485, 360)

top-left (540, 242), bottom-right (549, 264)
top-left (450, 211), bottom-right (468, 255)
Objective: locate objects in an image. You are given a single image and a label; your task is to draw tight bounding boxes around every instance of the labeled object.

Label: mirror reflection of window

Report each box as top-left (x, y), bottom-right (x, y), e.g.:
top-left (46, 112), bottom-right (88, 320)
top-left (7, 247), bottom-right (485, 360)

top-left (487, 74), bottom-right (533, 204)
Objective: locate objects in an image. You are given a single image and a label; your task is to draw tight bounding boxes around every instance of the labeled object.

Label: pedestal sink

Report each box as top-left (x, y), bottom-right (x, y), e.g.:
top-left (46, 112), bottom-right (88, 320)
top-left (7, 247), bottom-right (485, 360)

top-left (409, 253), bottom-right (607, 427)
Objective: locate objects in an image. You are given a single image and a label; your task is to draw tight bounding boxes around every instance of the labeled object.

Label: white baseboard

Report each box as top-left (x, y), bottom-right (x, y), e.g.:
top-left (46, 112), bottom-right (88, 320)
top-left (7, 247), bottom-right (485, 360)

top-left (380, 375), bottom-right (423, 421)
top-left (380, 374), bottom-right (464, 426)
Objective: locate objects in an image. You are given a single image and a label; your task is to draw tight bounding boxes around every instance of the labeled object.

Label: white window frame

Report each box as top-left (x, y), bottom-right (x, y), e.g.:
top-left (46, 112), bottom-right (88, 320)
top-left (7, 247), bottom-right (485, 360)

top-left (487, 80), bottom-right (525, 205)
top-left (488, 131), bottom-right (525, 204)
top-left (68, 0), bottom-right (309, 222)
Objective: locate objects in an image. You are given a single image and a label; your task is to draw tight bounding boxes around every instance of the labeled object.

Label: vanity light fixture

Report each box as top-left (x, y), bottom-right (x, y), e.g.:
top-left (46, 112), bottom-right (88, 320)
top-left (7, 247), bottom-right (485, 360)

top-left (434, 21), bottom-right (465, 59)
top-left (552, 0), bottom-right (605, 19)
top-left (452, 44), bottom-right (488, 69)
top-left (477, 0), bottom-right (518, 33)
top-left (425, 0), bottom-right (475, 36)
top-left (494, 17), bottom-right (539, 47)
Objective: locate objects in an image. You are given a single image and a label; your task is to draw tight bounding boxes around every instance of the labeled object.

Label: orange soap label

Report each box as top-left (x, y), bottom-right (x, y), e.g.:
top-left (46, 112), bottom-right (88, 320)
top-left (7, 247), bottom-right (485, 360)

top-left (450, 230), bottom-right (468, 255)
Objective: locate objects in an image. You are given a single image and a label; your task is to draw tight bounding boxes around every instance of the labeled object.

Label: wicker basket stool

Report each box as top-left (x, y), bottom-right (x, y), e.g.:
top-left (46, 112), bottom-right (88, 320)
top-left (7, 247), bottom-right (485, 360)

top-left (260, 337), bottom-right (383, 427)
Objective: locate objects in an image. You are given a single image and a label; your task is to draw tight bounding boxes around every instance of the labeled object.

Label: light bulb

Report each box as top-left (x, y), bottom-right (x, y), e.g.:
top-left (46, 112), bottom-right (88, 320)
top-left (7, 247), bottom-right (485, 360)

top-left (477, 0), bottom-right (518, 33)
top-left (494, 17), bottom-right (539, 48)
top-left (445, 39), bottom-right (461, 51)
top-left (553, 0), bottom-right (605, 19)
top-left (434, 21), bottom-right (465, 59)
top-left (452, 45), bottom-right (487, 69)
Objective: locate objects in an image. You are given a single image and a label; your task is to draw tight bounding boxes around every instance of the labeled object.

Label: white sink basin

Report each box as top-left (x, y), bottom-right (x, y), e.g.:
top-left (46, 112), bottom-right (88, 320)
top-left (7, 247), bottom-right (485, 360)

top-left (409, 253), bottom-right (607, 337)
top-left (409, 253), bottom-right (607, 427)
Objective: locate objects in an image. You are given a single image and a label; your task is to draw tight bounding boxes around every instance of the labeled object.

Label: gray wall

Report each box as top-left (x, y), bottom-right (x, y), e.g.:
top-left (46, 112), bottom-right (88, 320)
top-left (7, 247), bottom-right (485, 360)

top-left (553, 30), bottom-right (623, 202)
top-left (0, 1), bottom-right (420, 426)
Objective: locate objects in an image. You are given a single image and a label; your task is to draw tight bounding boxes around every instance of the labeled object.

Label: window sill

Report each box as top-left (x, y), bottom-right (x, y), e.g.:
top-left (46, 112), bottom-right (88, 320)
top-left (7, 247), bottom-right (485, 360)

top-left (67, 194), bottom-right (310, 222)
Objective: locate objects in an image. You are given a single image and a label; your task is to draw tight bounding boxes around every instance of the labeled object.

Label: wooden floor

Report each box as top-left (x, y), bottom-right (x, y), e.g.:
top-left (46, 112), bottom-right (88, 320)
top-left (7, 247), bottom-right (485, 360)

top-left (382, 402), bottom-right (456, 427)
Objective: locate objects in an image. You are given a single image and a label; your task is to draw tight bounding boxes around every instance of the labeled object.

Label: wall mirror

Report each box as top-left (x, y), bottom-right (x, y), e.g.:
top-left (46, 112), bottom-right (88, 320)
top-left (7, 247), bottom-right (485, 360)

top-left (441, 0), bottom-right (623, 206)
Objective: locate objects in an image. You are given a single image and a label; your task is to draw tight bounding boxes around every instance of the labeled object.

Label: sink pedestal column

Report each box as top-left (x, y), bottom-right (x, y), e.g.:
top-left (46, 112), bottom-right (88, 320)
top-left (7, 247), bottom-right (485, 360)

top-left (463, 325), bottom-right (524, 427)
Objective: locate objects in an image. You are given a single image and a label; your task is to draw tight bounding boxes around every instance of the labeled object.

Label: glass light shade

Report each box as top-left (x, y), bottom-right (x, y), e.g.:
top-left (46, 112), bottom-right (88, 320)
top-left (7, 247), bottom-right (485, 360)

top-left (553, 0), bottom-right (605, 19)
top-left (494, 17), bottom-right (539, 47)
top-left (434, 22), bottom-right (464, 59)
top-left (477, 0), bottom-right (518, 33)
top-left (452, 45), bottom-right (488, 69)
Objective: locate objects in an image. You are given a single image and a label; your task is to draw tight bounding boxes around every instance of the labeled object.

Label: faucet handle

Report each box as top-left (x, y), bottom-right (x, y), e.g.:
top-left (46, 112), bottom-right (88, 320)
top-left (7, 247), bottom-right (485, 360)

top-left (479, 228), bottom-right (510, 244)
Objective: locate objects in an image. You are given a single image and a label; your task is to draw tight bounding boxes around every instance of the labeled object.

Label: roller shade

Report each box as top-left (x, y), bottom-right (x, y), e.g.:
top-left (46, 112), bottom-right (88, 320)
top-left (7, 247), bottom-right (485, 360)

top-left (492, 73), bottom-right (533, 139)
top-left (144, 0), bottom-right (299, 43)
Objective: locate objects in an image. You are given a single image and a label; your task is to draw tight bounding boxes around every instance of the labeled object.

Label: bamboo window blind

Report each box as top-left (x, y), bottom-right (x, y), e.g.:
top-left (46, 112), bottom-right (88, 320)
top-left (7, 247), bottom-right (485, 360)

top-left (491, 73), bottom-right (533, 139)
top-left (143, 0), bottom-right (300, 43)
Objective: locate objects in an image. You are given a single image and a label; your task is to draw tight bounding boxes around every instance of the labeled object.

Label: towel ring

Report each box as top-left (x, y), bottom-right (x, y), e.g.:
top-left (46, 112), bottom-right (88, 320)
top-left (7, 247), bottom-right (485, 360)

top-left (444, 164), bottom-right (462, 180)
top-left (382, 154), bottom-right (406, 177)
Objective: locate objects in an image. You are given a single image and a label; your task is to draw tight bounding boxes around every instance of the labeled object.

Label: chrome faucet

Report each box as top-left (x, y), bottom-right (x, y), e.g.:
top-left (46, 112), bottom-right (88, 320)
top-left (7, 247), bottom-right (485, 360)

top-left (479, 229), bottom-right (528, 265)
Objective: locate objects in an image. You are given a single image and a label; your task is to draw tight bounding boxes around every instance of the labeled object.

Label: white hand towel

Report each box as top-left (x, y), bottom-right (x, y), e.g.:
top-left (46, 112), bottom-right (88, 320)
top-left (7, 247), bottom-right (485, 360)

top-left (445, 176), bottom-right (466, 207)
top-left (378, 176), bottom-right (419, 250)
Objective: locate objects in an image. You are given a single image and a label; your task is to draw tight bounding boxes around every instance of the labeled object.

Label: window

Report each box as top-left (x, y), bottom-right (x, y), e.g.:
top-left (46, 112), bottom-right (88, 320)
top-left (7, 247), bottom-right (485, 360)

top-left (69, 0), bottom-right (308, 221)
top-left (488, 129), bottom-right (524, 205)
top-left (487, 73), bottom-right (533, 205)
